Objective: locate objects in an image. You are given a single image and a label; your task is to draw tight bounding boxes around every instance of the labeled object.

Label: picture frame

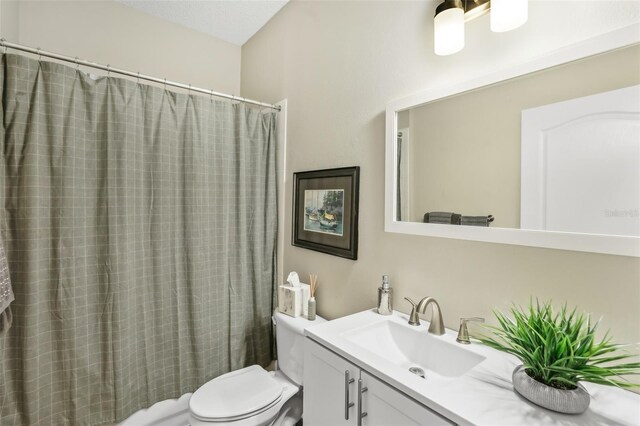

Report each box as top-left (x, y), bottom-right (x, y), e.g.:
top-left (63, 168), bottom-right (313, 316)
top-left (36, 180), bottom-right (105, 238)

top-left (293, 166), bottom-right (360, 260)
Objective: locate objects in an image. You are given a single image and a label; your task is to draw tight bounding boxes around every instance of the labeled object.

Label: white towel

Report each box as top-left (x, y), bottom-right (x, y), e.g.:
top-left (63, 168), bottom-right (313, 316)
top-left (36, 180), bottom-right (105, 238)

top-left (0, 237), bottom-right (14, 335)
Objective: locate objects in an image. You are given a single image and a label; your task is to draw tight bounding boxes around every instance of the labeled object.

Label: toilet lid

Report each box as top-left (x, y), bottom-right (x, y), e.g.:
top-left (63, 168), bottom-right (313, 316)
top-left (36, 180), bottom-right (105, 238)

top-left (190, 365), bottom-right (283, 421)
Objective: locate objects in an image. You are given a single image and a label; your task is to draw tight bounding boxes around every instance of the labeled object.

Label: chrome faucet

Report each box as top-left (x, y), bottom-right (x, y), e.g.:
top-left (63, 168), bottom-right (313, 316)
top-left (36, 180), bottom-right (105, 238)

top-left (404, 296), bottom-right (445, 335)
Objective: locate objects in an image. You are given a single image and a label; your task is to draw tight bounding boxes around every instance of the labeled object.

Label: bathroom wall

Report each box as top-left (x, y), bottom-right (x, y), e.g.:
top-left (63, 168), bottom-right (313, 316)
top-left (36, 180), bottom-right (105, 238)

top-left (0, 0), bottom-right (18, 42)
top-left (0, 0), bottom-right (241, 94)
top-left (241, 1), bottom-right (640, 345)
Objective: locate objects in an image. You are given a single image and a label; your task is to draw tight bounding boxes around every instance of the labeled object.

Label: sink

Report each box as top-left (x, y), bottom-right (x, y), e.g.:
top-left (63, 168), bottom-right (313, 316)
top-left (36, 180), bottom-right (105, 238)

top-left (340, 317), bottom-right (485, 378)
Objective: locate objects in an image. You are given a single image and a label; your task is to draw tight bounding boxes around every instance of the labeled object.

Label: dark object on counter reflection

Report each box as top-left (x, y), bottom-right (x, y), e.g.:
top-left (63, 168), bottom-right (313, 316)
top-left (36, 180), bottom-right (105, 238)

top-left (423, 211), bottom-right (462, 224)
top-left (424, 212), bottom-right (494, 227)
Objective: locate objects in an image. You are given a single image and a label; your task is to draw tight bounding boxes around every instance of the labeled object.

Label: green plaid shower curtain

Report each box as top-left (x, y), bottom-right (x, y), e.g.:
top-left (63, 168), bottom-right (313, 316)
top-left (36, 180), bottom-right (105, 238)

top-left (0, 53), bottom-right (277, 425)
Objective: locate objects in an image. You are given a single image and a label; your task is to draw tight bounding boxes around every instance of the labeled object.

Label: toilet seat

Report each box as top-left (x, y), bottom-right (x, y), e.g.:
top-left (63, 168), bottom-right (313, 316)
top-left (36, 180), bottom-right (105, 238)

top-left (189, 365), bottom-right (284, 422)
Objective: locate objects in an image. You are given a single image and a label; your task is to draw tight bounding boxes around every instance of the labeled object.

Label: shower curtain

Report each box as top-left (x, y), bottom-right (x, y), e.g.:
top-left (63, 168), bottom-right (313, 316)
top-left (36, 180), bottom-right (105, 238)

top-left (0, 53), bottom-right (277, 425)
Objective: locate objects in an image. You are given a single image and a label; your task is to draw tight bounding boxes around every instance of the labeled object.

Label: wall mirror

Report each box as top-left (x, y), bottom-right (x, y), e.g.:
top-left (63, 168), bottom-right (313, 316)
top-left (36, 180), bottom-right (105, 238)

top-left (385, 25), bottom-right (640, 257)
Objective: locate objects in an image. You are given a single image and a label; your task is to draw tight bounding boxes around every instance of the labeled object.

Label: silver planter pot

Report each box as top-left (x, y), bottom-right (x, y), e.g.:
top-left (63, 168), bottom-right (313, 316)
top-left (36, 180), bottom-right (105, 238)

top-left (512, 365), bottom-right (590, 414)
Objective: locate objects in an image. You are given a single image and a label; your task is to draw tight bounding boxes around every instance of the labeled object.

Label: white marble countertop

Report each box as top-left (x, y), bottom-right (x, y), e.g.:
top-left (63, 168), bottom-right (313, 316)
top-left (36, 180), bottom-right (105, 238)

top-left (304, 309), bottom-right (640, 426)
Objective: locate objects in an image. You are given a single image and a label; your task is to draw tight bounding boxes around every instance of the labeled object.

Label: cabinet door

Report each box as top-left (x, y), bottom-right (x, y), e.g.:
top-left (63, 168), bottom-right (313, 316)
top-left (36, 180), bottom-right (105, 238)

top-left (304, 339), bottom-right (359, 426)
top-left (360, 371), bottom-right (454, 426)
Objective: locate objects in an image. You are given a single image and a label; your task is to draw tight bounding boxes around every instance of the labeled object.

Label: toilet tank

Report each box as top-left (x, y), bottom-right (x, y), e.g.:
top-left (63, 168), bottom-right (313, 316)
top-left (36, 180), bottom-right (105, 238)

top-left (274, 311), bottom-right (326, 386)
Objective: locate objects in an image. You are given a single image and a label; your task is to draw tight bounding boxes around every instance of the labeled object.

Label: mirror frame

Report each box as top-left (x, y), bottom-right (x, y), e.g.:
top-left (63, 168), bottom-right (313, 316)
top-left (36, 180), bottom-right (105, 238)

top-left (385, 24), bottom-right (640, 257)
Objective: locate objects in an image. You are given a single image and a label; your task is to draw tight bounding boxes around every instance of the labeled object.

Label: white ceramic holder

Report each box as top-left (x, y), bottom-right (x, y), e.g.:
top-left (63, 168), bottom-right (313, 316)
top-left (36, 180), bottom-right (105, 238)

top-left (278, 283), bottom-right (311, 317)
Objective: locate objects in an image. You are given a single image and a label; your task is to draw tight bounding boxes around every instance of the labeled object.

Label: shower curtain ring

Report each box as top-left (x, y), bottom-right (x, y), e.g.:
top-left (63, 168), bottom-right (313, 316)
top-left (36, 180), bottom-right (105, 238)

top-left (164, 78), bottom-right (167, 89)
top-left (75, 57), bottom-right (80, 70)
top-left (210, 90), bottom-right (214, 103)
top-left (37, 47), bottom-right (42, 61)
top-left (1, 39), bottom-right (6, 54)
top-left (106, 65), bottom-right (111, 77)
top-left (188, 84), bottom-right (192, 95)
top-left (137, 72), bottom-right (140, 83)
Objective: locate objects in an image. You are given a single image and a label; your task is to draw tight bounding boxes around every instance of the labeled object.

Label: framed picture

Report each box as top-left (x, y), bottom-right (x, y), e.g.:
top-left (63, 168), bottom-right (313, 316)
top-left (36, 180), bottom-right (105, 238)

top-left (293, 166), bottom-right (360, 260)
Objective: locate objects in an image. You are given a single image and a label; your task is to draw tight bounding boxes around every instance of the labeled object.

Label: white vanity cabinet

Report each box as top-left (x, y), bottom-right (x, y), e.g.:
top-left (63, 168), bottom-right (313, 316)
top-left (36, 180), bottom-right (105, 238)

top-left (304, 338), bottom-right (454, 426)
top-left (303, 337), bottom-right (357, 425)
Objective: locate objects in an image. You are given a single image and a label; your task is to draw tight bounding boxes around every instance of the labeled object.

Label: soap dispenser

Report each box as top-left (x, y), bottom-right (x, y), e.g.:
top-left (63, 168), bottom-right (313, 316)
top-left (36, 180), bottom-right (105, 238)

top-left (377, 275), bottom-right (393, 315)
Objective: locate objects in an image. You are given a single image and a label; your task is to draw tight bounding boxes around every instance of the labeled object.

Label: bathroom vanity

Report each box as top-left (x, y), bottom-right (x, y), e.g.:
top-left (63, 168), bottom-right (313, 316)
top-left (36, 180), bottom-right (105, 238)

top-left (303, 310), bottom-right (640, 426)
top-left (304, 337), bottom-right (452, 425)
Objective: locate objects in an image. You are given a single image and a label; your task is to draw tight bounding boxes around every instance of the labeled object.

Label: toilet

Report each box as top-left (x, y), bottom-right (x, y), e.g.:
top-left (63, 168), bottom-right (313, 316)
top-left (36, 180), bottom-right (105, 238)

top-left (188, 311), bottom-right (326, 426)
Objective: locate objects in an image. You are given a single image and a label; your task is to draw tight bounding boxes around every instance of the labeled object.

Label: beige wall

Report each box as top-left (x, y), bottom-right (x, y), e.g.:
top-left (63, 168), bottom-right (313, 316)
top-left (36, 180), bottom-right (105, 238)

top-left (1, 0), bottom-right (240, 95)
top-left (0, 0), bottom-right (19, 41)
top-left (241, 0), bottom-right (640, 346)
top-left (408, 45), bottom-right (640, 227)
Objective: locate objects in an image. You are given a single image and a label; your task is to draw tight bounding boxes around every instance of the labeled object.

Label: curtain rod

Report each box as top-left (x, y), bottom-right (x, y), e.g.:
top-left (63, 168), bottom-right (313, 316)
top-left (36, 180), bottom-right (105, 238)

top-left (0, 39), bottom-right (281, 111)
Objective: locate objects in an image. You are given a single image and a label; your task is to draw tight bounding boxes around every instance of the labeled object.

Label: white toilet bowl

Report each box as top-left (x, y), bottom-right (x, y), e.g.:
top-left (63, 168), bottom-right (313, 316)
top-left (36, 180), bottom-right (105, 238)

top-left (188, 366), bottom-right (300, 426)
top-left (188, 312), bottom-right (325, 426)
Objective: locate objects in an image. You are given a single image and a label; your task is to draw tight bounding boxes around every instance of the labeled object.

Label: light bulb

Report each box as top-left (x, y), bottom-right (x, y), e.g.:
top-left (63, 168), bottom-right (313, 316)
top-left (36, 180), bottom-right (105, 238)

top-left (434, 5), bottom-right (465, 56)
top-left (491, 0), bottom-right (528, 33)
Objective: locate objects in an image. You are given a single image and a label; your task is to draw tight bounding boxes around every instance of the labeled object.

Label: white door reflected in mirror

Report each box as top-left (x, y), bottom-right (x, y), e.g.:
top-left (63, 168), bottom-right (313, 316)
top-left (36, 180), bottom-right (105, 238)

top-left (521, 85), bottom-right (640, 237)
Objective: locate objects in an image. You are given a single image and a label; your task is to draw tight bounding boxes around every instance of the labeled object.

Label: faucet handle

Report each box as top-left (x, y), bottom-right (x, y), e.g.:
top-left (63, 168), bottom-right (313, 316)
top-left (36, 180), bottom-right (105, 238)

top-left (456, 317), bottom-right (485, 344)
top-left (404, 297), bottom-right (421, 326)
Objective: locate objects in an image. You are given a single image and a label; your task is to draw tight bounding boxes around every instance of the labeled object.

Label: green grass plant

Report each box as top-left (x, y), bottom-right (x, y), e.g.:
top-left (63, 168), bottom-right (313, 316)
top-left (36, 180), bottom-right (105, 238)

top-left (478, 300), bottom-right (640, 390)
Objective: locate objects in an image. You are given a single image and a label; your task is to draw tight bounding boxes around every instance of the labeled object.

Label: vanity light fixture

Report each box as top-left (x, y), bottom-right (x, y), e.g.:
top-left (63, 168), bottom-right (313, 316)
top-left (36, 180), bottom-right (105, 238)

top-left (434, 0), bottom-right (528, 56)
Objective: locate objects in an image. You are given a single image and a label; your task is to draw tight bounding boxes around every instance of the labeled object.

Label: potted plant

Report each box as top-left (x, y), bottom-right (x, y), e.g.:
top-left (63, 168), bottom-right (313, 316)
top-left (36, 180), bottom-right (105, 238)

top-left (478, 300), bottom-right (640, 414)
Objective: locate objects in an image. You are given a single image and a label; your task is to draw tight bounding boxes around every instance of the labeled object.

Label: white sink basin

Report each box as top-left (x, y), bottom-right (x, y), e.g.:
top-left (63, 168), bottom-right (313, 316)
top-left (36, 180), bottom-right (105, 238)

top-left (340, 319), bottom-right (485, 378)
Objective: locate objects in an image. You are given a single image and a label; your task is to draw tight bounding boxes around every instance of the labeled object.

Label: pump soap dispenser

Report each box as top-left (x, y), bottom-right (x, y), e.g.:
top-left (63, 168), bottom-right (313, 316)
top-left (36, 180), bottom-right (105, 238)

top-left (377, 275), bottom-right (393, 315)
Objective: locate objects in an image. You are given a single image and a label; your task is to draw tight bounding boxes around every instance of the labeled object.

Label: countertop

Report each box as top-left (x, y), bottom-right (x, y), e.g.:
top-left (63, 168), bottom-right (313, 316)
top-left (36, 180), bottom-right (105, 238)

top-left (304, 309), bottom-right (640, 426)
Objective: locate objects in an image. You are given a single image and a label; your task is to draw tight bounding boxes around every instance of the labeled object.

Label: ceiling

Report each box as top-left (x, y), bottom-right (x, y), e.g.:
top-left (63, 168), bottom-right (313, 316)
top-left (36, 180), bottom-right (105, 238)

top-left (117, 0), bottom-right (289, 46)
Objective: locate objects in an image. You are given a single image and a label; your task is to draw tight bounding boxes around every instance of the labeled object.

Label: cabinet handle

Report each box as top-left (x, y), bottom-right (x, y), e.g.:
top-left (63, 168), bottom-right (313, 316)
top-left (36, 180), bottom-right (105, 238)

top-left (344, 370), bottom-right (355, 420)
top-left (357, 378), bottom-right (368, 426)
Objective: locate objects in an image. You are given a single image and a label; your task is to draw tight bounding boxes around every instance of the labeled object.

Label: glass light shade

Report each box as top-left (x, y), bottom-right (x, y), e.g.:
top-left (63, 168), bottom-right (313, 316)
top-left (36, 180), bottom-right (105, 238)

top-left (491, 0), bottom-right (528, 33)
top-left (434, 7), bottom-right (465, 56)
